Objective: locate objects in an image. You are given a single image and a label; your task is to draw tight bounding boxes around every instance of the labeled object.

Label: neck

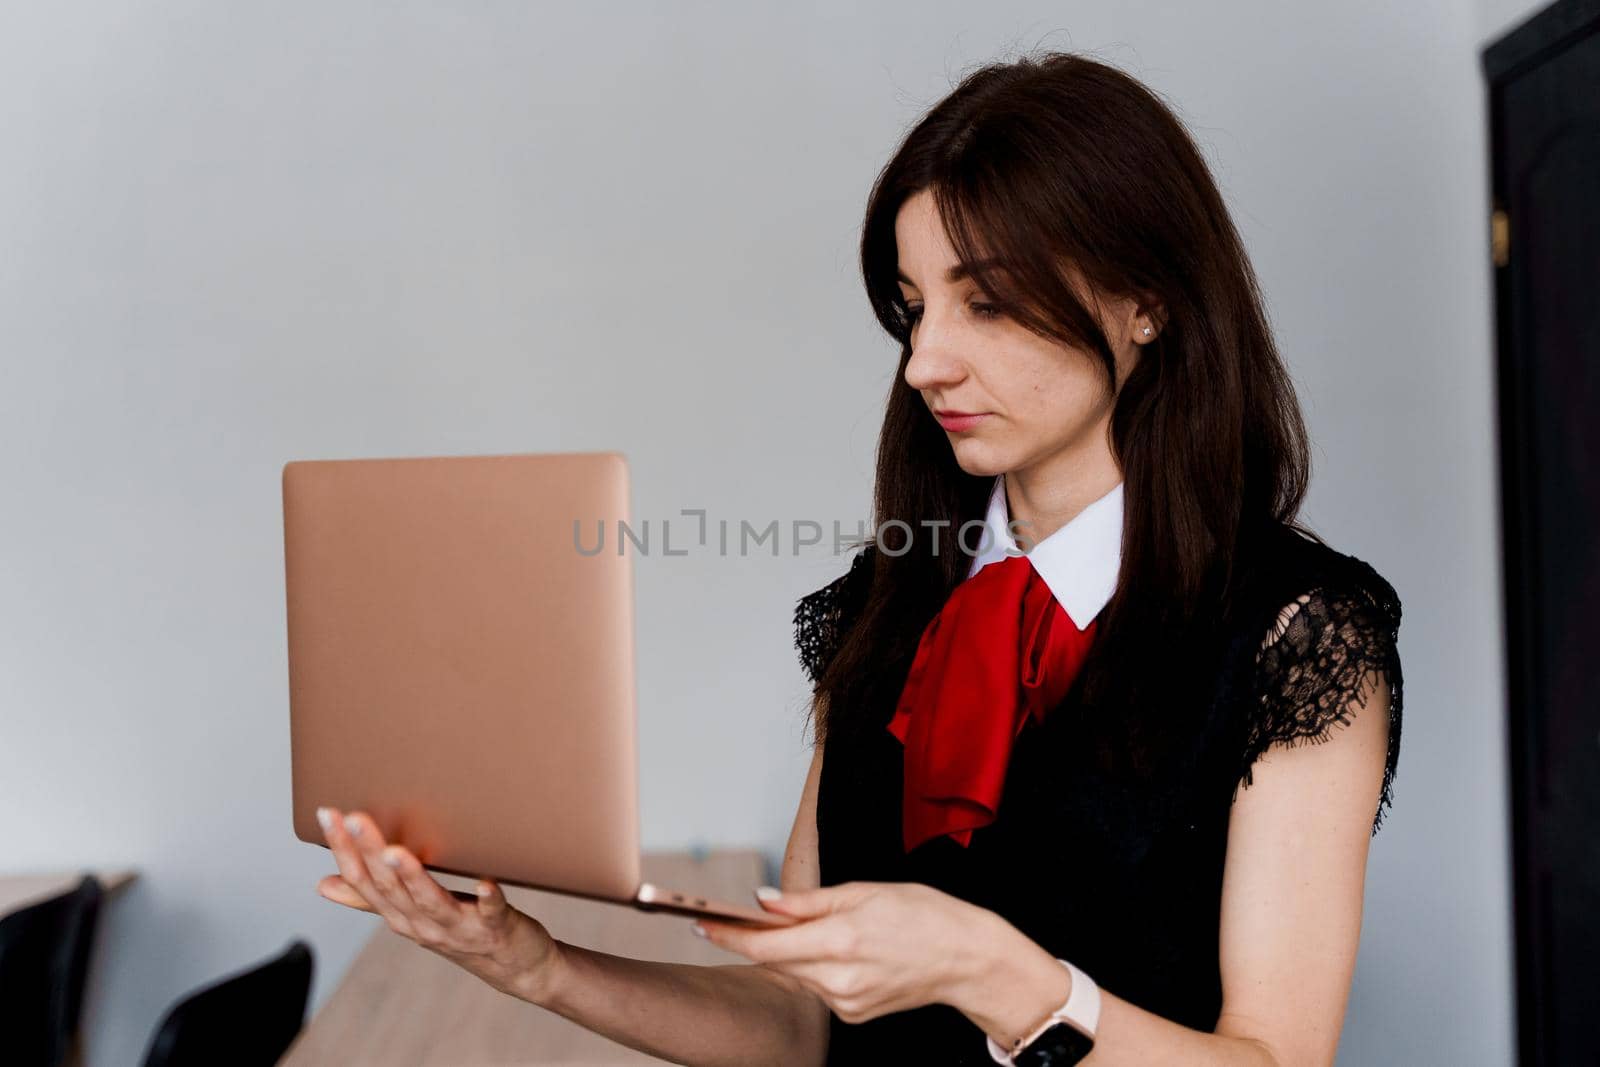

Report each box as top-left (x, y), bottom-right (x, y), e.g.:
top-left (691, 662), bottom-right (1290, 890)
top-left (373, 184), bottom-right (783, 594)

top-left (1004, 437), bottom-right (1122, 548)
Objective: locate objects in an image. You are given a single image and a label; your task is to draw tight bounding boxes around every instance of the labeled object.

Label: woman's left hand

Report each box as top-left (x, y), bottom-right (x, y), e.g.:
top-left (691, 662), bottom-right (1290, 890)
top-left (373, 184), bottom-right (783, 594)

top-left (692, 881), bottom-right (999, 1024)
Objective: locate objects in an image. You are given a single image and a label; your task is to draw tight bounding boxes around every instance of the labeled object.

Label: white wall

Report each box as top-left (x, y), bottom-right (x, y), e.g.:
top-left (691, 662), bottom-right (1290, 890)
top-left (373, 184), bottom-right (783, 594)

top-left (0, 2), bottom-right (1523, 1063)
top-left (1479, 0), bottom-right (1555, 44)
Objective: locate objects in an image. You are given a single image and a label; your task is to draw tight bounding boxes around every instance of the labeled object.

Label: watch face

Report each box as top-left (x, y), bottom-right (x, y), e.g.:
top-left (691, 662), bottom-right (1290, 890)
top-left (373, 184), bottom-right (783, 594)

top-left (1013, 1021), bottom-right (1095, 1066)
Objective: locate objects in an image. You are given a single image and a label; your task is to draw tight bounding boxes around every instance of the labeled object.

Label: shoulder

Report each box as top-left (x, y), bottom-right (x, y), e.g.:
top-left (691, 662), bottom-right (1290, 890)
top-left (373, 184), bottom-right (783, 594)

top-left (793, 543), bottom-right (877, 687)
top-left (1233, 522), bottom-right (1405, 836)
top-left (1248, 520), bottom-right (1399, 607)
top-left (1235, 522), bottom-right (1402, 656)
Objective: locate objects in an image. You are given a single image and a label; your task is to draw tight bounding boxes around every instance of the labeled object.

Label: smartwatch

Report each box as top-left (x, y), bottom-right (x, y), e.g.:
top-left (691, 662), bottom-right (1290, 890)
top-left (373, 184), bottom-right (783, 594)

top-left (985, 957), bottom-right (1100, 1066)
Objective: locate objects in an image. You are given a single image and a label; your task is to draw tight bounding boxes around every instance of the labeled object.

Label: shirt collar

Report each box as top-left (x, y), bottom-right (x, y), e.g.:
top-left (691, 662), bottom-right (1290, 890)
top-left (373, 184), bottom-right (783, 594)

top-left (967, 475), bottom-right (1124, 626)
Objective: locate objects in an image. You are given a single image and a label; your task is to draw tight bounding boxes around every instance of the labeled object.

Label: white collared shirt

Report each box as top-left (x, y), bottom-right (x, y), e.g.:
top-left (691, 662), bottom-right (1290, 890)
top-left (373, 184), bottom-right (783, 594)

top-left (967, 475), bottom-right (1124, 628)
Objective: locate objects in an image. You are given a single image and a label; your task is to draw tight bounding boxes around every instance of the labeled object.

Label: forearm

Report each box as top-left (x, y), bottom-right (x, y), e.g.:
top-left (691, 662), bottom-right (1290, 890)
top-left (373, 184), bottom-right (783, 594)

top-left (522, 938), bottom-right (829, 1067)
top-left (949, 915), bottom-right (1278, 1067)
top-left (1081, 991), bottom-right (1277, 1066)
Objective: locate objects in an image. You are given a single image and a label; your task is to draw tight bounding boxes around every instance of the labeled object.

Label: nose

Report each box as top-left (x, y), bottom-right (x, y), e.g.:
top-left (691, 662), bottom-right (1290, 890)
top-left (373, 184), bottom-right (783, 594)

top-left (902, 316), bottom-right (968, 394)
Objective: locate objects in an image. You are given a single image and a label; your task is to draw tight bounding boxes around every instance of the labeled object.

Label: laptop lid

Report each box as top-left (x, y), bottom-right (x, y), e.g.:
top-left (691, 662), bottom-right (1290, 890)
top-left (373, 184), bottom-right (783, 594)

top-left (283, 451), bottom-right (642, 903)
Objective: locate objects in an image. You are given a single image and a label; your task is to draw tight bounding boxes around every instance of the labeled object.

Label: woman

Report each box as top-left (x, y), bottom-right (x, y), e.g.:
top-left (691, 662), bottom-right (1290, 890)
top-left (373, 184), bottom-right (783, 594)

top-left (313, 51), bottom-right (1403, 1066)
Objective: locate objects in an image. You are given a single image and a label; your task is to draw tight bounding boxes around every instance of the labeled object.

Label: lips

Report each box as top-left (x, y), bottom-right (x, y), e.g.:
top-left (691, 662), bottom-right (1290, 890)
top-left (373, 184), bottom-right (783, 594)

top-left (934, 411), bottom-right (990, 432)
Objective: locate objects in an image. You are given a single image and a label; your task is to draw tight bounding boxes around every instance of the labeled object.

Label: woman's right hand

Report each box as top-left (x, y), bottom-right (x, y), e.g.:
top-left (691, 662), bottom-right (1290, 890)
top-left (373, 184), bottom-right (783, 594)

top-left (314, 805), bottom-right (565, 1004)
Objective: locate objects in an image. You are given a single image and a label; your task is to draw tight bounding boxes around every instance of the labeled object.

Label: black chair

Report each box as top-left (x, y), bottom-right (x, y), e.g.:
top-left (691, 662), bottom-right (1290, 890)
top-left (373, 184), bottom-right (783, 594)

top-left (139, 939), bottom-right (314, 1067)
top-left (0, 873), bottom-right (105, 1067)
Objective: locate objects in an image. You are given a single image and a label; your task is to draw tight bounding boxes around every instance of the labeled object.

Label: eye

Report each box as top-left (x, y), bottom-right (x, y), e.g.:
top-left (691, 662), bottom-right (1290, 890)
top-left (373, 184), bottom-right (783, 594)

top-left (897, 299), bottom-right (1003, 327)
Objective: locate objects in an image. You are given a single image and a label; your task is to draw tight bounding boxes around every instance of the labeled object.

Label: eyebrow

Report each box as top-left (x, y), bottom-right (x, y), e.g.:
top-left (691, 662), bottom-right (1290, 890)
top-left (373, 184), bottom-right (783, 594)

top-left (896, 258), bottom-right (1004, 288)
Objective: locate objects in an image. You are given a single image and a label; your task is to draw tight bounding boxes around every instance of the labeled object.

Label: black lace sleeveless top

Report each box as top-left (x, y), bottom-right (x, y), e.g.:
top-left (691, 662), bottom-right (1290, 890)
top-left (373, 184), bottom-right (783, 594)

top-left (793, 522), bottom-right (1403, 1065)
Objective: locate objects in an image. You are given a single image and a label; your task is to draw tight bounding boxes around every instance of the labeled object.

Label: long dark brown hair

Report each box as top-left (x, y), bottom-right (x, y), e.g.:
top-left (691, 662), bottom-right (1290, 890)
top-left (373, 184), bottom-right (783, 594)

top-left (809, 51), bottom-right (1320, 777)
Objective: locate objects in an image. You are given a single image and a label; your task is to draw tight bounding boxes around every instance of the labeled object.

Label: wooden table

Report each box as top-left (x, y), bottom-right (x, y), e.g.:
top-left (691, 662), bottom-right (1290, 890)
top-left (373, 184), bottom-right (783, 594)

top-left (0, 869), bottom-right (137, 918)
top-left (281, 850), bottom-right (771, 1066)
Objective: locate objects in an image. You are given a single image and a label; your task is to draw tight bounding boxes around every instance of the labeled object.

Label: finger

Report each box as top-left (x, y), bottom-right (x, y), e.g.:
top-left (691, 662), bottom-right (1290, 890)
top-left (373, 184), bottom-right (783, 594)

top-left (317, 807), bottom-right (410, 929)
top-left (342, 811), bottom-right (426, 921)
top-left (381, 845), bottom-right (470, 928)
top-left (693, 914), bottom-right (844, 965)
top-left (474, 878), bottom-right (514, 929)
top-left (316, 807), bottom-right (384, 912)
top-left (316, 874), bottom-right (377, 912)
top-left (751, 884), bottom-right (868, 919)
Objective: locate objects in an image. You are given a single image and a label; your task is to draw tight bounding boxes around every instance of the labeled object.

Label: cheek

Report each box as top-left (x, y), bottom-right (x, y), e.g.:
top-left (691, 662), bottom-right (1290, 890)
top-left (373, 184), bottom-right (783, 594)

top-left (1016, 357), bottom-right (1101, 419)
top-left (994, 363), bottom-right (1112, 455)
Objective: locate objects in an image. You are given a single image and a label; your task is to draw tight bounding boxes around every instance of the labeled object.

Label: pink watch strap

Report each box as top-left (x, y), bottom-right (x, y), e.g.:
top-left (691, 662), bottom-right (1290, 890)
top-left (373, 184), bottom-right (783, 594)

top-left (984, 957), bottom-right (1101, 1064)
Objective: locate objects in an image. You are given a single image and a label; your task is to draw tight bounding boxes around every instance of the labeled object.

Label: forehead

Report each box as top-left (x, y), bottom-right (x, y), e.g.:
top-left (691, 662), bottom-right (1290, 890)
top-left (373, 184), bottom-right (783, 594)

top-left (893, 190), bottom-right (1015, 295)
top-left (893, 191), bottom-right (959, 281)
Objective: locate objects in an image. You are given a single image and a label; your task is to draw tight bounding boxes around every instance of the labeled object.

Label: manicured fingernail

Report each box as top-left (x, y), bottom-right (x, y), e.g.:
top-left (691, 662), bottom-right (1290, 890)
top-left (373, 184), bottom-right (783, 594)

top-left (755, 885), bottom-right (782, 901)
top-left (316, 807), bottom-right (333, 832)
top-left (343, 814), bottom-right (361, 837)
top-left (477, 882), bottom-right (492, 898)
top-left (382, 848), bottom-right (402, 868)
top-left (690, 922), bottom-right (707, 938)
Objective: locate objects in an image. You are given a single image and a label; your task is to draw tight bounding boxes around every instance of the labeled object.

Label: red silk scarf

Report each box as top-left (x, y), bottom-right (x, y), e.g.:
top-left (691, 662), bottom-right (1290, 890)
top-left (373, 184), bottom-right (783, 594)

top-left (886, 553), bottom-right (1098, 853)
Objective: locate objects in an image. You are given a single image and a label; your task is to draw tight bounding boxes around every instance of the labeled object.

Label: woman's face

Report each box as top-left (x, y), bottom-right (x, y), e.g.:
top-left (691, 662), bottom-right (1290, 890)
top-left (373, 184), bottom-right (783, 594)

top-left (894, 189), bottom-right (1152, 482)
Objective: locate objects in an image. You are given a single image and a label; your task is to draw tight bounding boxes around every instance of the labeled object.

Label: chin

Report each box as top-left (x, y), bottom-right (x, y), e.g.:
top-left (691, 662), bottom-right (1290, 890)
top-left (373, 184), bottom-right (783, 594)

top-left (947, 440), bottom-right (1011, 479)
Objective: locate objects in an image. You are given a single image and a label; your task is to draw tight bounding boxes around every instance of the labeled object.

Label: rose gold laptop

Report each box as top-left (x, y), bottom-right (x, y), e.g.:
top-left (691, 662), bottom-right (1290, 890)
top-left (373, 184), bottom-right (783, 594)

top-left (282, 450), bottom-right (794, 927)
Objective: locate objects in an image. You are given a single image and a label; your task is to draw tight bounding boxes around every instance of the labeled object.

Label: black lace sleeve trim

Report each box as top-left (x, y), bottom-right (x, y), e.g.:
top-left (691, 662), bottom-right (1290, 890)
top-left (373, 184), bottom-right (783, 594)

top-left (793, 546), bottom-right (876, 688)
top-left (1236, 561), bottom-right (1404, 836)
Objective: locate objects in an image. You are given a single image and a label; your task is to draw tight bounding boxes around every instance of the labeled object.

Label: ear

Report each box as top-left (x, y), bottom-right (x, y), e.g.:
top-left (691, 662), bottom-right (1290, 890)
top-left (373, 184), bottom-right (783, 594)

top-left (1135, 295), bottom-right (1167, 340)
